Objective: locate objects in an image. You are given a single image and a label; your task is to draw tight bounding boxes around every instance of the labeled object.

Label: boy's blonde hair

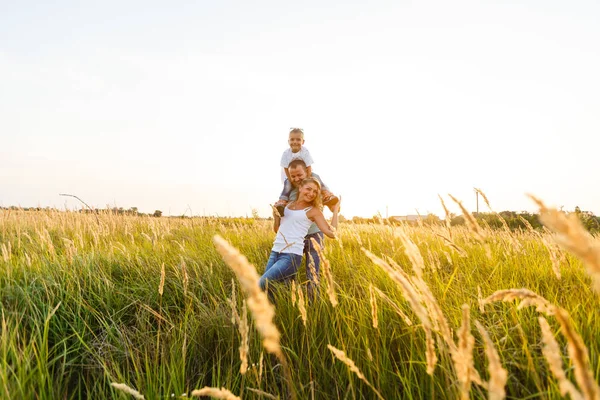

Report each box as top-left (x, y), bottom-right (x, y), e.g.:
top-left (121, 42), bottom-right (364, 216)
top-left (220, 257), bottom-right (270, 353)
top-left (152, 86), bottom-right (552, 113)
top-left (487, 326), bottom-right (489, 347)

top-left (289, 127), bottom-right (304, 138)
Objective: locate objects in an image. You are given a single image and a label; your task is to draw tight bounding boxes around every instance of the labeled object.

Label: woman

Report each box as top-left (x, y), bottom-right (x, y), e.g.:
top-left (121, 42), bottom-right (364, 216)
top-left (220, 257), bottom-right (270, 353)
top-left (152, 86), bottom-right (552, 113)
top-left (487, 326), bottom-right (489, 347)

top-left (259, 177), bottom-right (339, 291)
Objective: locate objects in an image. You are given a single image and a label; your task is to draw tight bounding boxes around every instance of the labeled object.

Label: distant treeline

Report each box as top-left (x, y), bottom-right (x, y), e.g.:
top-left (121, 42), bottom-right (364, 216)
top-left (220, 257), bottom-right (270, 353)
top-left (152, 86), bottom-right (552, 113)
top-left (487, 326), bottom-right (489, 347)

top-left (352, 207), bottom-right (600, 233)
top-left (3, 206), bottom-right (600, 233)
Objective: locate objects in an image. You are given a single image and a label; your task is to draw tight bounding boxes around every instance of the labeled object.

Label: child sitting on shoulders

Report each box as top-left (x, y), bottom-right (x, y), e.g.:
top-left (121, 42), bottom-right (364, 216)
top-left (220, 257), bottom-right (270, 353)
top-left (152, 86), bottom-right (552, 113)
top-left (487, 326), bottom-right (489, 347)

top-left (274, 127), bottom-right (339, 216)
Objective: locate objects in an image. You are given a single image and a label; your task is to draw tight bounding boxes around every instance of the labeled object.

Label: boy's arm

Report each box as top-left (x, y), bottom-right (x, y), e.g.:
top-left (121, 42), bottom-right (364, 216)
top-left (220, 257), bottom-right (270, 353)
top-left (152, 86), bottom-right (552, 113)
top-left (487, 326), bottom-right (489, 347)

top-left (306, 166), bottom-right (312, 176)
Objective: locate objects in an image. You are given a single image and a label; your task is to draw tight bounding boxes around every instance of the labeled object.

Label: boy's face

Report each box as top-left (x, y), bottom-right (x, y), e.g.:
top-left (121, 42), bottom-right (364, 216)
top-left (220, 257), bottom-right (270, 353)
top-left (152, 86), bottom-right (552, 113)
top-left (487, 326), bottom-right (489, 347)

top-left (288, 132), bottom-right (304, 153)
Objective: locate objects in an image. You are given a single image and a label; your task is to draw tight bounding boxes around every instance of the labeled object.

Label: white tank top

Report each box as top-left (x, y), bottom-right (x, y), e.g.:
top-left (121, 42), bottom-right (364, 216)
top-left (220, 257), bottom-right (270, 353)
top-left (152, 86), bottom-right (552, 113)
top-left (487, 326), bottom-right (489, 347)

top-left (272, 206), bottom-right (313, 255)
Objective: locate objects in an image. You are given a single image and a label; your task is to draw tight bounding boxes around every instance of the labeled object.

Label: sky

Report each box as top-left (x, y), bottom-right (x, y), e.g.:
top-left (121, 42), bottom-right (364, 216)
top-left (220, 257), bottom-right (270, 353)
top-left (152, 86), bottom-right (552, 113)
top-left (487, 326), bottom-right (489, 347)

top-left (1, 0), bottom-right (599, 218)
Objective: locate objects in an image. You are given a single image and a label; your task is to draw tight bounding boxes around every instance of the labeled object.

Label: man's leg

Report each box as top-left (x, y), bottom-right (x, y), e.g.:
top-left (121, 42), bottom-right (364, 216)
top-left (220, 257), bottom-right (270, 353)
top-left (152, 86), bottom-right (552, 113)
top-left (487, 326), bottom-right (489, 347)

top-left (304, 232), bottom-right (324, 301)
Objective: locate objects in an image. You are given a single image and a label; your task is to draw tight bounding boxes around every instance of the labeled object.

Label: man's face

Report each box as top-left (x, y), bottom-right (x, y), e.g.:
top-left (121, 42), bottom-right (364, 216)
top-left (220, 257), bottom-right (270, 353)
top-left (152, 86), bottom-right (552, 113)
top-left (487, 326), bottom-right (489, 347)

top-left (289, 165), bottom-right (307, 187)
top-left (288, 132), bottom-right (304, 153)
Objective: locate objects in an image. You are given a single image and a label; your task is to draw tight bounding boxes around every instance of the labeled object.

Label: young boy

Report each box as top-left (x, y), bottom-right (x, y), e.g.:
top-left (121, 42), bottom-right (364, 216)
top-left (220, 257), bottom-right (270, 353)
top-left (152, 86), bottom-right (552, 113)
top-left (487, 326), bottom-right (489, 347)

top-left (274, 127), bottom-right (339, 216)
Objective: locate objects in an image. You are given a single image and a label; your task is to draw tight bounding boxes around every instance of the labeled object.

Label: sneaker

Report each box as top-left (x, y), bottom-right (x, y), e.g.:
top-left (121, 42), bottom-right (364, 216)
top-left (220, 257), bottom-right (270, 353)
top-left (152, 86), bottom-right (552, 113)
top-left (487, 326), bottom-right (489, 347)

top-left (323, 195), bottom-right (339, 212)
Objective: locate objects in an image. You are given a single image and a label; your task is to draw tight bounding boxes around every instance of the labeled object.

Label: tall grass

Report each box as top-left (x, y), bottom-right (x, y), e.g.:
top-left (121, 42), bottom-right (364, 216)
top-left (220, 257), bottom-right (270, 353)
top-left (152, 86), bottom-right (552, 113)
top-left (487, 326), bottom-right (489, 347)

top-left (1, 208), bottom-right (599, 398)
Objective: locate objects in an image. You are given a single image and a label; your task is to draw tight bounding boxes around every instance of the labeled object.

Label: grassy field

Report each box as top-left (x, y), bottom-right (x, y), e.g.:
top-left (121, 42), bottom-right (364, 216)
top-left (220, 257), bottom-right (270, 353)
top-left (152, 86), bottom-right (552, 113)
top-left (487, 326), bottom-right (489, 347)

top-left (0, 208), bottom-right (599, 399)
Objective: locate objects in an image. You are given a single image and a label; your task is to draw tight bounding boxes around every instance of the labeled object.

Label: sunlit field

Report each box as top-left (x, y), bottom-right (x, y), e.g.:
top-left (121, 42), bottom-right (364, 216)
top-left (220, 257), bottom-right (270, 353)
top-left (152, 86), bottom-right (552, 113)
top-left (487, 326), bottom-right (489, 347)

top-left (1, 206), bottom-right (599, 399)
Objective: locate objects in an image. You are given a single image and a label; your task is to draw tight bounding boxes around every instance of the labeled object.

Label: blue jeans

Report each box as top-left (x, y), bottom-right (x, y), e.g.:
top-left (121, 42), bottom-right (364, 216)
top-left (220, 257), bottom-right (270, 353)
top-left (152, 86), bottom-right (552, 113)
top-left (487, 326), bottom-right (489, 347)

top-left (259, 251), bottom-right (303, 291)
top-left (304, 231), bottom-right (324, 301)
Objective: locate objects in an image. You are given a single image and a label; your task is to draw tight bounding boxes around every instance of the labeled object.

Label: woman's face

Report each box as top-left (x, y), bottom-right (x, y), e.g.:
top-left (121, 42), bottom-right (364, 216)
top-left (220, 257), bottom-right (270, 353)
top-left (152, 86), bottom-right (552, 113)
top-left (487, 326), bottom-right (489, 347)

top-left (299, 182), bottom-right (319, 203)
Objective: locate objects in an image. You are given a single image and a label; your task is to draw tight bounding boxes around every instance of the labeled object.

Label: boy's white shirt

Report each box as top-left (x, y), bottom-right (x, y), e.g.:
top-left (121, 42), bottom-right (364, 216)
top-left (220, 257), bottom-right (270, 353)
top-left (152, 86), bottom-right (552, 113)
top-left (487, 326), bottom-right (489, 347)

top-left (280, 146), bottom-right (314, 183)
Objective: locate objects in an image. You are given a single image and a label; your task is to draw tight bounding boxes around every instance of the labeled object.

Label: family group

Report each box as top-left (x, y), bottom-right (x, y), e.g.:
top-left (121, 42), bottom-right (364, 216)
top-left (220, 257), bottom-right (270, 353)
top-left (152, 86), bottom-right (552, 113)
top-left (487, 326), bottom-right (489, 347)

top-left (260, 128), bottom-right (340, 298)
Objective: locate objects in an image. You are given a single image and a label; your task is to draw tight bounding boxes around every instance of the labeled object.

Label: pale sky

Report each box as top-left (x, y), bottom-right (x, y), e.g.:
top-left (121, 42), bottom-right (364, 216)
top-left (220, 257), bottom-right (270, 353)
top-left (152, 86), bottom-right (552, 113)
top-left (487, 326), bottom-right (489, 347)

top-left (2, 0), bottom-right (599, 218)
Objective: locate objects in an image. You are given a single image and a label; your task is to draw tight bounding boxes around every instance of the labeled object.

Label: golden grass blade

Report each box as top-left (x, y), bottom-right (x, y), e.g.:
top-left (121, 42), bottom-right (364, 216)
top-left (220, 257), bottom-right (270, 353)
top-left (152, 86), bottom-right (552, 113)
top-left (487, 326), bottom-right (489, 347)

top-left (310, 237), bottom-right (338, 307)
top-left (110, 383), bottom-right (145, 400)
top-left (191, 386), bottom-right (241, 399)
top-left (239, 300), bottom-right (249, 374)
top-left (482, 289), bottom-right (555, 315)
top-left (369, 284), bottom-right (378, 329)
top-left (553, 308), bottom-right (600, 400)
top-left (372, 286), bottom-right (413, 326)
top-left (438, 194), bottom-right (453, 238)
top-left (327, 344), bottom-right (384, 400)
top-left (363, 249), bottom-right (432, 330)
top-left (213, 235), bottom-right (296, 400)
top-left (297, 284), bottom-right (307, 326)
top-left (394, 228), bottom-right (425, 279)
top-left (448, 194), bottom-right (486, 242)
top-left (538, 317), bottom-right (583, 400)
top-left (425, 327), bottom-right (437, 376)
top-left (528, 194), bottom-right (600, 294)
top-left (455, 305), bottom-right (475, 400)
top-left (475, 321), bottom-right (507, 400)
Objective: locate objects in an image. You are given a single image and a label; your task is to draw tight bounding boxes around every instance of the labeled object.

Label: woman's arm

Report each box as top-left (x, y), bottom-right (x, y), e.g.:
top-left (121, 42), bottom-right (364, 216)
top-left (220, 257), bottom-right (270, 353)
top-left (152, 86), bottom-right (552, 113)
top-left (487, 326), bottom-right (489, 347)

top-left (308, 204), bottom-right (339, 239)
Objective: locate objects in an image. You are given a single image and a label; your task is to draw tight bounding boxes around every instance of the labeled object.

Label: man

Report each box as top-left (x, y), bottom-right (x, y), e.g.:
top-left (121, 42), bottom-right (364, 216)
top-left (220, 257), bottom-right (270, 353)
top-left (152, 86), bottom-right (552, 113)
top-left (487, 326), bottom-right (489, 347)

top-left (283, 159), bottom-right (332, 299)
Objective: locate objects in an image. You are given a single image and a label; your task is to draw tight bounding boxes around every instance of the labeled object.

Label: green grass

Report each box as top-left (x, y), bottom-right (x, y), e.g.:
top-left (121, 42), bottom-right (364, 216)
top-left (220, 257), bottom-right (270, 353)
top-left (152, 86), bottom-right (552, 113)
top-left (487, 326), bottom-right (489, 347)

top-left (0, 210), bottom-right (598, 399)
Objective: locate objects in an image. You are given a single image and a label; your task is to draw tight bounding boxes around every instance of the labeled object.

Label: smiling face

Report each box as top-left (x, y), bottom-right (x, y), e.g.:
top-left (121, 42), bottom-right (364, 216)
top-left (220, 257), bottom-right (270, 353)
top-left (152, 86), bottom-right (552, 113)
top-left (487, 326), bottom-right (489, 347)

top-left (299, 181), bottom-right (319, 204)
top-left (289, 164), bottom-right (308, 187)
top-left (288, 131), bottom-right (304, 153)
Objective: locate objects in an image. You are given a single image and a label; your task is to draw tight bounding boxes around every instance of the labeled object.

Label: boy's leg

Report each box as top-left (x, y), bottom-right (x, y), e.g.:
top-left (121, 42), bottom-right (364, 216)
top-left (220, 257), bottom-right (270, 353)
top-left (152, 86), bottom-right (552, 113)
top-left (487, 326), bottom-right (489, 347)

top-left (304, 232), bottom-right (324, 302)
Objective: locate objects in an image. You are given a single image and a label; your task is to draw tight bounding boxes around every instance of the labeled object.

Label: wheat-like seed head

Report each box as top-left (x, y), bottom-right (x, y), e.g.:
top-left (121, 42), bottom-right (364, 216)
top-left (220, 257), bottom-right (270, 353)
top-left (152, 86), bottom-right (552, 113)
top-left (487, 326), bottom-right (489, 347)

top-left (475, 321), bottom-right (507, 400)
top-left (372, 286), bottom-right (413, 326)
top-left (191, 386), bottom-right (241, 399)
top-left (239, 300), bottom-right (249, 374)
top-left (110, 383), bottom-right (145, 400)
top-left (448, 194), bottom-right (486, 242)
top-left (310, 237), bottom-right (337, 307)
top-left (363, 249), bottom-right (432, 330)
top-left (158, 262), bottom-right (165, 296)
top-left (538, 316), bottom-right (583, 400)
top-left (327, 344), bottom-right (384, 400)
top-left (483, 289), bottom-right (555, 315)
top-left (297, 284), bottom-right (307, 326)
top-left (425, 327), bottom-right (438, 376)
top-left (438, 194), bottom-right (453, 238)
top-left (394, 229), bottom-right (425, 279)
top-left (455, 305), bottom-right (475, 400)
top-left (213, 235), bottom-right (281, 357)
top-left (553, 307), bottom-right (600, 400)
top-left (369, 284), bottom-right (378, 329)
top-left (529, 194), bottom-right (600, 294)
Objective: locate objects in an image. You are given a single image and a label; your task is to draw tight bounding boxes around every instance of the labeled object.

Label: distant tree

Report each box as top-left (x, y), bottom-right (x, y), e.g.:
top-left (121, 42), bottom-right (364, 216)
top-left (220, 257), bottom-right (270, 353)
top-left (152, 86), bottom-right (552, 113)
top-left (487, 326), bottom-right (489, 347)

top-left (153, 210), bottom-right (162, 217)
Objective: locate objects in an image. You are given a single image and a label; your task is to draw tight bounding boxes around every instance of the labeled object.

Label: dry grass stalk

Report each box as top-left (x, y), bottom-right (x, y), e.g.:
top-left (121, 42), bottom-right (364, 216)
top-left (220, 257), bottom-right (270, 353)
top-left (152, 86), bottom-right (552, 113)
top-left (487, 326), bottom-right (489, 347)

top-left (213, 236), bottom-right (295, 400)
top-left (180, 257), bottom-right (189, 297)
top-left (477, 286), bottom-right (485, 314)
top-left (541, 237), bottom-right (562, 279)
top-left (297, 284), bottom-right (307, 326)
top-left (1, 243), bottom-right (10, 262)
top-left (110, 383), bottom-right (145, 400)
top-left (363, 249), bottom-right (432, 330)
top-left (553, 307), bottom-right (600, 400)
top-left (310, 238), bottom-right (338, 307)
top-left (483, 289), bottom-right (555, 315)
top-left (438, 194), bottom-right (453, 238)
top-left (538, 316), bottom-right (583, 400)
top-left (191, 386), bottom-right (241, 399)
top-left (229, 279), bottom-right (238, 325)
top-left (369, 284), bottom-right (378, 329)
top-left (307, 253), bottom-right (319, 286)
top-left (434, 233), bottom-right (468, 257)
top-left (372, 286), bottom-right (413, 326)
top-left (239, 300), bottom-right (249, 374)
top-left (455, 305), bottom-right (476, 400)
top-left (529, 194), bottom-right (600, 293)
top-left (475, 321), bottom-right (507, 400)
top-left (245, 388), bottom-right (278, 399)
top-left (425, 327), bottom-right (438, 375)
top-left (291, 280), bottom-right (297, 306)
top-left (158, 262), bottom-right (165, 296)
top-left (448, 194), bottom-right (486, 242)
top-left (327, 344), bottom-right (384, 400)
top-left (213, 236), bottom-right (281, 356)
top-left (395, 229), bottom-right (425, 279)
